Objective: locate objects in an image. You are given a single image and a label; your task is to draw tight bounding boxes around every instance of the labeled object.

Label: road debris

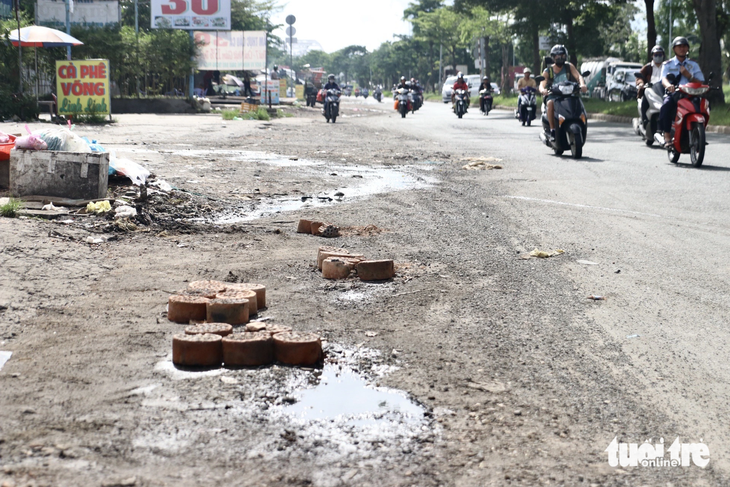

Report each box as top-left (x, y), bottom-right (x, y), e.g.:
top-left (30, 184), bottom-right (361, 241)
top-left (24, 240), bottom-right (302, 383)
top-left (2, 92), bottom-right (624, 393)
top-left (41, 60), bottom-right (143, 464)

top-left (587, 295), bottom-right (606, 301)
top-left (529, 248), bottom-right (565, 258)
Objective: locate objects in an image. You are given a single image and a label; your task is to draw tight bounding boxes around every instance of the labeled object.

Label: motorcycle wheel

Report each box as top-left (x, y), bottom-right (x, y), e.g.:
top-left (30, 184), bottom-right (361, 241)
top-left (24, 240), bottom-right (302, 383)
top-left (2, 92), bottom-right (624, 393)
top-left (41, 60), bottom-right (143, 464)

top-left (568, 129), bottom-right (583, 159)
top-left (645, 136), bottom-right (654, 146)
top-left (689, 122), bottom-right (705, 167)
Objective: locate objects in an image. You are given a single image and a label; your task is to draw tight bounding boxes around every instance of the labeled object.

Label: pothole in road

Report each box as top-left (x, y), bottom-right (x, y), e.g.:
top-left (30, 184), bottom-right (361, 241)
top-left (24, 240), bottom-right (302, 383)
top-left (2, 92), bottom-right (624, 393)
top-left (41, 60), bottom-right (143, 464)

top-left (147, 344), bottom-right (431, 456)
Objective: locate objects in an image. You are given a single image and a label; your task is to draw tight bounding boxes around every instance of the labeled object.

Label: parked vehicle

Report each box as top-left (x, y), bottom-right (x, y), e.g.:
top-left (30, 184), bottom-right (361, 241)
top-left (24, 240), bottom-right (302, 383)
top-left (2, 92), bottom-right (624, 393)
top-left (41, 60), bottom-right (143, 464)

top-left (516, 86), bottom-right (537, 125)
top-left (395, 87), bottom-right (411, 118)
top-left (581, 57), bottom-right (642, 100)
top-left (324, 88), bottom-right (341, 123)
top-left (453, 88), bottom-right (469, 118)
top-left (607, 69), bottom-right (638, 102)
top-left (479, 88), bottom-right (493, 115)
top-left (631, 73), bottom-right (663, 146)
top-left (654, 75), bottom-right (714, 167)
top-left (538, 74), bottom-right (589, 159)
top-left (441, 75), bottom-right (458, 103)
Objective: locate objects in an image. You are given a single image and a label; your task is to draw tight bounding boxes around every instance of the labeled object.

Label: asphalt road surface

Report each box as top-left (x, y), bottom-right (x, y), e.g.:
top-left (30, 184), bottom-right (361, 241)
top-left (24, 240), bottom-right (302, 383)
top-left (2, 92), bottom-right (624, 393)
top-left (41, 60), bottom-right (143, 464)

top-left (1, 98), bottom-right (729, 486)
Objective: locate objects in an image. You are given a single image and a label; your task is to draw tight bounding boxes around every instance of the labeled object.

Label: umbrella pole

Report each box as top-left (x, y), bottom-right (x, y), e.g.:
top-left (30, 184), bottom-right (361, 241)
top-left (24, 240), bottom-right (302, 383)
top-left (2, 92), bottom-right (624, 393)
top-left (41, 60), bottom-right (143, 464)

top-left (35, 48), bottom-right (39, 102)
top-left (14, 0), bottom-right (22, 94)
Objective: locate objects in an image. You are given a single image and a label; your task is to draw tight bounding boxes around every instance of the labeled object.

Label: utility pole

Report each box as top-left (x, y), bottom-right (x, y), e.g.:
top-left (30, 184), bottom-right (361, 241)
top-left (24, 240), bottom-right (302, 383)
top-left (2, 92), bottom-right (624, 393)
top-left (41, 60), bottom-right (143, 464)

top-left (286, 15), bottom-right (296, 99)
top-left (439, 43), bottom-right (443, 89)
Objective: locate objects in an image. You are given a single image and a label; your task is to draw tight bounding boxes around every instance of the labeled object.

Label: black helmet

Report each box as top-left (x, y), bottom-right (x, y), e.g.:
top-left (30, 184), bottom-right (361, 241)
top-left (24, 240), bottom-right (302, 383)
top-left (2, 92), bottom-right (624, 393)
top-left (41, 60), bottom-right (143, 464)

top-left (672, 36), bottom-right (689, 48)
top-left (550, 44), bottom-right (568, 58)
top-left (651, 45), bottom-right (665, 56)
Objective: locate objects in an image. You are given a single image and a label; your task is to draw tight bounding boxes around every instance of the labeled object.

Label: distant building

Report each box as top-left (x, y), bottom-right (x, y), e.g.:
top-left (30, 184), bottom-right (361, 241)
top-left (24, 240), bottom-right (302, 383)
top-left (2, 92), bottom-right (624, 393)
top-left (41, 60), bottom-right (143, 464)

top-left (285, 39), bottom-right (325, 57)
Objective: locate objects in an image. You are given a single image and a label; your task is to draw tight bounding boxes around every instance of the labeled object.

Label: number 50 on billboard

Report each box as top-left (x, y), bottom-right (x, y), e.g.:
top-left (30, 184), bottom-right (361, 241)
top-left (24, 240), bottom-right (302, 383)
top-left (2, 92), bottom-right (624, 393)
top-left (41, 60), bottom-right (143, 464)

top-left (151, 0), bottom-right (230, 30)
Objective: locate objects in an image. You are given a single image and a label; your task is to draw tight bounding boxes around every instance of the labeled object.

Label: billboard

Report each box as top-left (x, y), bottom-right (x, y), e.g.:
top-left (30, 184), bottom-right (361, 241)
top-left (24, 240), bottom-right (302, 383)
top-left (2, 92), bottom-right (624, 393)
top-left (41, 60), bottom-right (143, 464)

top-left (152, 0), bottom-right (230, 30)
top-left (1, 0), bottom-right (12, 20)
top-left (56, 60), bottom-right (111, 116)
top-left (194, 31), bottom-right (266, 71)
top-left (36, 0), bottom-right (120, 27)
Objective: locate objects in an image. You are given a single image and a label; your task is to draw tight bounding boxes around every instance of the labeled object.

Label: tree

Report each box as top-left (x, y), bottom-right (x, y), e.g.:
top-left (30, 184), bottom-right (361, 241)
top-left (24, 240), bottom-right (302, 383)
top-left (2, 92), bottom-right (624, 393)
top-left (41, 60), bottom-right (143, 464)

top-left (645, 0), bottom-right (657, 58)
top-left (691, 0), bottom-right (725, 104)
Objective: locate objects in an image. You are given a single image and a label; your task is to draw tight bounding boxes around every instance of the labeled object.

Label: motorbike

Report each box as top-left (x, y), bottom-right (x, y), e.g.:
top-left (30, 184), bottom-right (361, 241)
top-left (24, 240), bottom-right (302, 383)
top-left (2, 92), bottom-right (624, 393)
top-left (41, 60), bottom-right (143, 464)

top-left (453, 89), bottom-right (468, 118)
top-left (374, 89), bottom-right (383, 102)
top-left (515, 87), bottom-right (537, 125)
top-left (362, 89), bottom-right (369, 99)
top-left (306, 89), bottom-right (317, 107)
top-left (395, 88), bottom-right (411, 118)
top-left (537, 74), bottom-right (589, 159)
top-left (323, 88), bottom-right (341, 123)
top-left (480, 89), bottom-right (493, 116)
top-left (632, 73), bottom-right (663, 146)
top-left (653, 73), bottom-right (714, 167)
top-left (411, 90), bottom-right (423, 111)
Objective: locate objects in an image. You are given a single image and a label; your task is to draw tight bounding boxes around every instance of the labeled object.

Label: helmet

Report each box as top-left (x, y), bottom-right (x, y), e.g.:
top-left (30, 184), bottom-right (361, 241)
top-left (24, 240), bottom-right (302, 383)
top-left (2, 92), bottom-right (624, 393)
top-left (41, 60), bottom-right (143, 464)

top-left (327, 74), bottom-right (335, 80)
top-left (410, 77), bottom-right (415, 82)
top-left (457, 72), bottom-right (464, 79)
top-left (550, 44), bottom-right (568, 58)
top-left (651, 45), bottom-right (665, 56)
top-left (273, 64), bottom-right (278, 70)
top-left (523, 67), bottom-right (531, 74)
top-left (672, 36), bottom-right (689, 48)
top-left (400, 76), bottom-right (406, 81)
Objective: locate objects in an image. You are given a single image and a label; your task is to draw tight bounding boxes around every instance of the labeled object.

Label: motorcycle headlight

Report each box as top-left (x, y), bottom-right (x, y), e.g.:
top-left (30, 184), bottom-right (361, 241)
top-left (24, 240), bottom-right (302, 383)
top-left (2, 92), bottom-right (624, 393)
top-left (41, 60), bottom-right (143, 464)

top-left (560, 85), bottom-right (574, 95)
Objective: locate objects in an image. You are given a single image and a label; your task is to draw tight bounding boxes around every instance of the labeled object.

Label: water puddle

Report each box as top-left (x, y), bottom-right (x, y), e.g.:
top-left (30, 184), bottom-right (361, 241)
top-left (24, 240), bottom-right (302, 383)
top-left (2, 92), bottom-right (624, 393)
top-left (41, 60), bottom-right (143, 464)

top-left (213, 160), bottom-right (434, 223)
top-left (285, 364), bottom-right (423, 426)
top-left (0, 351), bottom-right (11, 371)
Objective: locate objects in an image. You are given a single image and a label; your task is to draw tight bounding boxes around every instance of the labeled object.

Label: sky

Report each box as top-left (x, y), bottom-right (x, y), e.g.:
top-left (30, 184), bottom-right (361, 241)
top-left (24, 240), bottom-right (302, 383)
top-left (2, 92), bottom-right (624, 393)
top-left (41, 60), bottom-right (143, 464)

top-left (271, 0), bottom-right (414, 53)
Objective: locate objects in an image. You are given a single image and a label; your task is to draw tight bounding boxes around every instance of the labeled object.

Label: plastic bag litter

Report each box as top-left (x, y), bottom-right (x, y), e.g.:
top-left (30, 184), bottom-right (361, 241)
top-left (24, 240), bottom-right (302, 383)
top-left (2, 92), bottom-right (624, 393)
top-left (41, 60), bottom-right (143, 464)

top-left (15, 125), bottom-right (47, 150)
top-left (86, 200), bottom-right (112, 214)
top-left (150, 180), bottom-right (172, 192)
top-left (114, 205), bottom-right (137, 219)
top-left (35, 128), bottom-right (91, 152)
top-left (529, 248), bottom-right (564, 258)
top-left (81, 137), bottom-right (106, 152)
top-left (0, 131), bottom-right (10, 144)
top-left (109, 150), bottom-right (150, 186)
top-left (41, 202), bottom-right (66, 211)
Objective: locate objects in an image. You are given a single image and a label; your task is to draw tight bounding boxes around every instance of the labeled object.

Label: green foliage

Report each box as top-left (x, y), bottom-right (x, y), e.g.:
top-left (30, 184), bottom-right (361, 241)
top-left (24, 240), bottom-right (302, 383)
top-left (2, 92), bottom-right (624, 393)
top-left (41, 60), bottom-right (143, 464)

top-left (222, 109), bottom-right (239, 120)
top-left (276, 108), bottom-right (292, 118)
top-left (0, 90), bottom-right (40, 120)
top-left (0, 198), bottom-right (23, 218)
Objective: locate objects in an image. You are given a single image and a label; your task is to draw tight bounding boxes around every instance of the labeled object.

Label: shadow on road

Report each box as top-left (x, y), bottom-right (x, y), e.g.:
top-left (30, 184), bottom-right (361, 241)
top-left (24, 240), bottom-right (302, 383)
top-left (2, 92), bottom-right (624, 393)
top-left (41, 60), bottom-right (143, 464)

top-left (671, 163), bottom-right (730, 171)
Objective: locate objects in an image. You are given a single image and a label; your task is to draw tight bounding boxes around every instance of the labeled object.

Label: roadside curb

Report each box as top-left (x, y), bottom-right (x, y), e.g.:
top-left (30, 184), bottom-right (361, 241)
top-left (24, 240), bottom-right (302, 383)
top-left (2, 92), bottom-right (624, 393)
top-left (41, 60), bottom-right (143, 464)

top-left (494, 105), bottom-right (730, 134)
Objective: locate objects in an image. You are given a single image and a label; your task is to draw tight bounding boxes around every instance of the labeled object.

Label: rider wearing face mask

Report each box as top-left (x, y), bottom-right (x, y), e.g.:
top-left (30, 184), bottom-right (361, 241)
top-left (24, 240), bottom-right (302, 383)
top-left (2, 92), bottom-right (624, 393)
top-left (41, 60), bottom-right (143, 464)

top-left (539, 45), bottom-right (587, 141)
top-left (636, 45), bottom-right (665, 124)
top-left (658, 36), bottom-right (705, 148)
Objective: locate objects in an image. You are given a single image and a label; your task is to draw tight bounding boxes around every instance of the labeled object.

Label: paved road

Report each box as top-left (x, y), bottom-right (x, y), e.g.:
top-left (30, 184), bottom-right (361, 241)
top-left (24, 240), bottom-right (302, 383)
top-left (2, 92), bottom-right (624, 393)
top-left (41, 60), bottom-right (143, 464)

top-left (355, 96), bottom-right (730, 474)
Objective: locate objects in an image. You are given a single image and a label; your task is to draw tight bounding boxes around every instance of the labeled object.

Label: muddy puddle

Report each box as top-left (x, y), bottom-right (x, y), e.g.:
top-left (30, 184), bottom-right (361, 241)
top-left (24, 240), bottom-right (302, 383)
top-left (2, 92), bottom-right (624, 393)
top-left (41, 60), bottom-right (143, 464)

top-left (147, 344), bottom-right (433, 459)
top-left (128, 148), bottom-right (437, 223)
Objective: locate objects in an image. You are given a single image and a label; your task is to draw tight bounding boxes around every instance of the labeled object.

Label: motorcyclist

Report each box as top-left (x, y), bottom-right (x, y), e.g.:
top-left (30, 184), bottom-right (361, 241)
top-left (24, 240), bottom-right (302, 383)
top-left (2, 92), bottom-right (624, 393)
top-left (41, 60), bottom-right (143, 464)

top-left (478, 76), bottom-right (492, 113)
top-left (396, 76), bottom-right (409, 90)
top-left (322, 74), bottom-right (340, 114)
top-left (451, 72), bottom-right (470, 109)
top-left (539, 45), bottom-right (587, 141)
top-left (516, 68), bottom-right (537, 125)
top-left (636, 45), bottom-right (665, 125)
top-left (658, 36), bottom-right (704, 148)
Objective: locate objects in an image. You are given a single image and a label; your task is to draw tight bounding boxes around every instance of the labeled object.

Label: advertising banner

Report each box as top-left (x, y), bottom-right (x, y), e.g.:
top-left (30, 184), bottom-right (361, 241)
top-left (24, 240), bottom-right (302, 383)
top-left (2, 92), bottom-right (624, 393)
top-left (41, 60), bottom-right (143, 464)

top-left (1, 0), bottom-right (12, 19)
top-left (36, 0), bottom-right (120, 27)
top-left (279, 79), bottom-right (286, 99)
top-left (55, 60), bottom-right (111, 116)
top-left (259, 79), bottom-right (279, 105)
top-left (194, 31), bottom-right (266, 71)
top-left (295, 85), bottom-right (304, 100)
top-left (152, 0), bottom-right (230, 30)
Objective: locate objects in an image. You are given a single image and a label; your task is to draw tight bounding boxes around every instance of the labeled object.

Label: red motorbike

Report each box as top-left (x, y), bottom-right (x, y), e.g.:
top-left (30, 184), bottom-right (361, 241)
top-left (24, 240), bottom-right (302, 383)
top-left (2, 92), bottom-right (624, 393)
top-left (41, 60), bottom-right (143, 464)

top-left (661, 79), bottom-right (712, 167)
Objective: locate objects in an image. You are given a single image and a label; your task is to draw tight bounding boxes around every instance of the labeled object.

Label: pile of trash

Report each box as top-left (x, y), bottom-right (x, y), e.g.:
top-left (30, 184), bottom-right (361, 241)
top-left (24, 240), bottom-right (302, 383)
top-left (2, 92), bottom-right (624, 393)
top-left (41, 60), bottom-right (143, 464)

top-left (5, 125), bottom-right (150, 186)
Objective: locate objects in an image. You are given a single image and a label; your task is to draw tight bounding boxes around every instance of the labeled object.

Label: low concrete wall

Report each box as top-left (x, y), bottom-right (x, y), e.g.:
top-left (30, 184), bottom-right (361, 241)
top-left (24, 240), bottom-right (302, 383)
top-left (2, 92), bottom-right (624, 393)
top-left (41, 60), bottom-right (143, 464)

top-left (10, 150), bottom-right (109, 200)
top-left (111, 97), bottom-right (196, 114)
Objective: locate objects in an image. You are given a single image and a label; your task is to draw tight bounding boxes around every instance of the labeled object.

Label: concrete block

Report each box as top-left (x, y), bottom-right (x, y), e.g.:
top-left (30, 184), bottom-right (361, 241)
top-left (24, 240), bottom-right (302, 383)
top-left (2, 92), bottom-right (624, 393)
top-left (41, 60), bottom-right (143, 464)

top-left (9, 150), bottom-right (109, 200)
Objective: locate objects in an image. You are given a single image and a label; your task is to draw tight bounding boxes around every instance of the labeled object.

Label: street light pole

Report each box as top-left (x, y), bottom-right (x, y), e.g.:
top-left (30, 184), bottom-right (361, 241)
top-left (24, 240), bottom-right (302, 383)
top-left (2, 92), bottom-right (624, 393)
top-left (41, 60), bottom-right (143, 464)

top-left (668, 0), bottom-right (673, 53)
